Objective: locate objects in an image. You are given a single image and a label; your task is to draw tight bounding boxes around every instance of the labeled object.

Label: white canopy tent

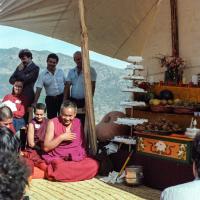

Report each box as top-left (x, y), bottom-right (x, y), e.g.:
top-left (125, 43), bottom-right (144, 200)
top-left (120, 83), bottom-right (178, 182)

top-left (0, 0), bottom-right (160, 60)
top-left (1, 0), bottom-right (200, 152)
top-left (1, 0), bottom-right (200, 80)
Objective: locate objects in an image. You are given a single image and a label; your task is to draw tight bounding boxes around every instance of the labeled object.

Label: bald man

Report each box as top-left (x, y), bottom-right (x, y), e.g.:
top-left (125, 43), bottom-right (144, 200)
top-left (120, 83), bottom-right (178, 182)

top-left (63, 51), bottom-right (97, 125)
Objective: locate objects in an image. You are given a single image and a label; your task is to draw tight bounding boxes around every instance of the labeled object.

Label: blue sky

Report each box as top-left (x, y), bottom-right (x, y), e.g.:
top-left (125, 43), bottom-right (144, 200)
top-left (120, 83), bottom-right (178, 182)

top-left (0, 25), bottom-right (127, 69)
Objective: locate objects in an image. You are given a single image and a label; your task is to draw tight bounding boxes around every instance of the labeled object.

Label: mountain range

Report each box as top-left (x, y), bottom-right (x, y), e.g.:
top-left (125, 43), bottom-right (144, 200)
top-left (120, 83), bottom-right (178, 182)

top-left (0, 48), bottom-right (129, 123)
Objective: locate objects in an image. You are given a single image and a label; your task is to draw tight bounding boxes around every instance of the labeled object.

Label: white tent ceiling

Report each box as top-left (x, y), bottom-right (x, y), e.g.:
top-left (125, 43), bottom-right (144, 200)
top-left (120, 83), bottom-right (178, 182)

top-left (2, 0), bottom-right (199, 82)
top-left (0, 0), bottom-right (160, 60)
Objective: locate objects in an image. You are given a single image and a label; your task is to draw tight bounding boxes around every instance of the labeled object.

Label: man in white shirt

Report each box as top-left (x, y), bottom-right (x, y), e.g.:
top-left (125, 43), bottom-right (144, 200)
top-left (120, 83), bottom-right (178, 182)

top-left (160, 134), bottom-right (200, 200)
top-left (63, 51), bottom-right (97, 125)
top-left (32, 53), bottom-right (66, 119)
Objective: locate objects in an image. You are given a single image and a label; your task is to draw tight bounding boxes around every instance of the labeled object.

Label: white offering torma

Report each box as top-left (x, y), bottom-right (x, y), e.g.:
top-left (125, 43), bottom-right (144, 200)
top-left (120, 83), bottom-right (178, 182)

top-left (114, 118), bottom-right (148, 126)
top-left (127, 56), bottom-right (143, 63)
top-left (120, 101), bottom-right (146, 107)
top-left (111, 136), bottom-right (136, 145)
top-left (122, 87), bottom-right (147, 93)
top-left (123, 75), bottom-right (144, 80)
top-left (125, 64), bottom-right (144, 70)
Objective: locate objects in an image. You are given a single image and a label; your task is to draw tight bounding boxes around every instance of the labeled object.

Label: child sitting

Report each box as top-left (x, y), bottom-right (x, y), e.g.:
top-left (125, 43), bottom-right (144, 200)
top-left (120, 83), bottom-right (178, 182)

top-left (2, 80), bottom-right (27, 133)
top-left (27, 103), bottom-right (48, 151)
top-left (25, 103), bottom-right (48, 171)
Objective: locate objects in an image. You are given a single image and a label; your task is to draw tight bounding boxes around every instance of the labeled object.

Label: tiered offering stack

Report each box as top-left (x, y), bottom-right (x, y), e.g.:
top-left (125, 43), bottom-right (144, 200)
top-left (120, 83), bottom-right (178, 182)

top-left (115, 56), bottom-right (148, 134)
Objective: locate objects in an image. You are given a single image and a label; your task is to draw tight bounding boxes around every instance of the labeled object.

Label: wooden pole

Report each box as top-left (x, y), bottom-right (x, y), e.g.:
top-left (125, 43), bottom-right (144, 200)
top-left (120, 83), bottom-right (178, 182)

top-left (170, 0), bottom-right (179, 57)
top-left (78, 0), bottom-right (97, 154)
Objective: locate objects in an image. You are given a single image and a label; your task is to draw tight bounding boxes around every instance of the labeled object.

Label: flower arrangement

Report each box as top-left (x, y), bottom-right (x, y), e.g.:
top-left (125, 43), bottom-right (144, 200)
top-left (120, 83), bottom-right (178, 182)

top-left (157, 54), bottom-right (186, 70)
top-left (155, 54), bottom-right (186, 84)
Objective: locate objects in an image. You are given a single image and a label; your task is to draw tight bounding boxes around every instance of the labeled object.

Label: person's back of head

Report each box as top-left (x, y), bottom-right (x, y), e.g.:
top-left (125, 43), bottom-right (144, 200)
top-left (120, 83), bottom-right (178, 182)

top-left (0, 151), bottom-right (30, 200)
top-left (0, 127), bottom-right (20, 154)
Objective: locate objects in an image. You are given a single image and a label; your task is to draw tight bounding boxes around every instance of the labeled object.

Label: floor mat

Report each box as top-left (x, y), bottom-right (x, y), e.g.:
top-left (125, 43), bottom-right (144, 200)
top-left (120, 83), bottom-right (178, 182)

top-left (26, 178), bottom-right (146, 200)
top-left (109, 183), bottom-right (161, 200)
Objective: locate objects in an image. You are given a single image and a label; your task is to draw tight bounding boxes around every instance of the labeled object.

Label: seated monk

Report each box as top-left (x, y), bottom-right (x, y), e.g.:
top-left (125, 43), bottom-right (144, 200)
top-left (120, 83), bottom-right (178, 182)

top-left (24, 103), bottom-right (48, 171)
top-left (42, 100), bottom-right (99, 182)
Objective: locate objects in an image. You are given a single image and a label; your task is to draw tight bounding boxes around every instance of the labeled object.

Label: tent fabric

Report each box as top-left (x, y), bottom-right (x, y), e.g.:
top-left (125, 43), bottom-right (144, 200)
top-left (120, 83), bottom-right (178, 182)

top-left (0, 0), bottom-right (159, 60)
top-left (1, 0), bottom-right (200, 82)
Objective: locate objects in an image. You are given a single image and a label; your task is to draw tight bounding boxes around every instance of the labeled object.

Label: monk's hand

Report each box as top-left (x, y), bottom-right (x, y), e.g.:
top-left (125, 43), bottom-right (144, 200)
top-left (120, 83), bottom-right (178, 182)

top-left (62, 132), bottom-right (76, 141)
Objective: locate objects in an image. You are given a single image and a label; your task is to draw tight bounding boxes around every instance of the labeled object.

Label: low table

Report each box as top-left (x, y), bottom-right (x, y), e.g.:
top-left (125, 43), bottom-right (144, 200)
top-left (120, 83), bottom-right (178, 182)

top-left (132, 132), bottom-right (194, 189)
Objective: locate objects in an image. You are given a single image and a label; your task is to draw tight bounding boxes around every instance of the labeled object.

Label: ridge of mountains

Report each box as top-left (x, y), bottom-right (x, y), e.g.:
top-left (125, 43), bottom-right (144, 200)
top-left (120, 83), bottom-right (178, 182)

top-left (0, 47), bottom-right (128, 123)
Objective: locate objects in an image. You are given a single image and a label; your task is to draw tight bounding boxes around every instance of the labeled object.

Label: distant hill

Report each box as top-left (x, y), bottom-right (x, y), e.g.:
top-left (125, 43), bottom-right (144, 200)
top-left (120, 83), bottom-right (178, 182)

top-left (0, 48), bottom-right (129, 123)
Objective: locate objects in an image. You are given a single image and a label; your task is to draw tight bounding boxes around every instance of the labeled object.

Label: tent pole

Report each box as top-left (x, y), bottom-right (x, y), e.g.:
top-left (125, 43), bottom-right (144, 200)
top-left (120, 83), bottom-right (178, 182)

top-left (78, 0), bottom-right (97, 155)
top-left (170, 0), bottom-right (179, 57)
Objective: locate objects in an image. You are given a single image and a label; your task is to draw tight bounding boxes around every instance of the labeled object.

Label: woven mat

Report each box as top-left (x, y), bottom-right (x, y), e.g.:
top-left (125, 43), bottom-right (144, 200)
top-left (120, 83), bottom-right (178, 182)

top-left (109, 183), bottom-right (160, 200)
top-left (26, 178), bottom-right (146, 200)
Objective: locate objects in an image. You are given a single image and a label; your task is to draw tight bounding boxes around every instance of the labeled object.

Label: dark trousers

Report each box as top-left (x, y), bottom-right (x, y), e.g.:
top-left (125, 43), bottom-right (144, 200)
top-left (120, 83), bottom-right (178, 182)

top-left (20, 128), bottom-right (27, 151)
top-left (45, 93), bottom-right (63, 119)
top-left (69, 97), bottom-right (85, 126)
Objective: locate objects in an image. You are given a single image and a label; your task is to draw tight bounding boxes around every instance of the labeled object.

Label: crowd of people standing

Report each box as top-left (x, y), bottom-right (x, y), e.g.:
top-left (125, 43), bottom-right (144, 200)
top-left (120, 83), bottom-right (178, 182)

top-left (0, 48), bottom-right (99, 196)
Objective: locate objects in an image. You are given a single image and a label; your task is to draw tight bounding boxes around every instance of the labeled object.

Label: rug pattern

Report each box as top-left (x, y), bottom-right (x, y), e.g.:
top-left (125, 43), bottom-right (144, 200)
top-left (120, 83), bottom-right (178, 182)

top-left (26, 178), bottom-right (145, 200)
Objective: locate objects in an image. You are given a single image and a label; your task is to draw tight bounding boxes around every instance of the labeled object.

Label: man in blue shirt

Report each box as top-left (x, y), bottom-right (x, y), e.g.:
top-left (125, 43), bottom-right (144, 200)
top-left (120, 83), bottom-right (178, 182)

top-left (63, 51), bottom-right (97, 124)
